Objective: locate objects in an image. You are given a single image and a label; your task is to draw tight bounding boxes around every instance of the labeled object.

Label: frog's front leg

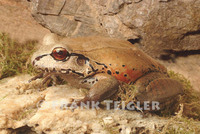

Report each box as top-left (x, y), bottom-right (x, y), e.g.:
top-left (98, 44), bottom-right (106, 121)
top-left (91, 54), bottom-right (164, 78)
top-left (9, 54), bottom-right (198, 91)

top-left (29, 72), bottom-right (58, 86)
top-left (73, 73), bottom-right (120, 106)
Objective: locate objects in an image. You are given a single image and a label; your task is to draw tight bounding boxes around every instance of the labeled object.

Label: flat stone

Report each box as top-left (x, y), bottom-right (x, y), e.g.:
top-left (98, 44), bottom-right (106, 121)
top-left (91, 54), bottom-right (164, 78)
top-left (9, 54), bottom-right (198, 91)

top-left (61, 0), bottom-right (82, 15)
top-left (42, 15), bottom-right (78, 36)
top-left (37, 0), bottom-right (66, 15)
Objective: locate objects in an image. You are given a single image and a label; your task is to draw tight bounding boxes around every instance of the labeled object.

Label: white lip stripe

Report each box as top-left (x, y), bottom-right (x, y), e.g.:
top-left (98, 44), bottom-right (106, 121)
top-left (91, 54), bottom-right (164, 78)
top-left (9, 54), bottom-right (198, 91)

top-left (61, 70), bottom-right (67, 73)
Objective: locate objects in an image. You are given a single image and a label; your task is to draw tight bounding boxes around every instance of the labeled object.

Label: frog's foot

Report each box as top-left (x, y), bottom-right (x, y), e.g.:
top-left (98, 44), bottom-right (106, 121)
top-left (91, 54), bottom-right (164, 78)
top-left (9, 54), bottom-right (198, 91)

top-left (136, 78), bottom-right (184, 111)
top-left (28, 72), bottom-right (45, 83)
top-left (28, 72), bottom-right (58, 87)
top-left (61, 73), bottom-right (120, 110)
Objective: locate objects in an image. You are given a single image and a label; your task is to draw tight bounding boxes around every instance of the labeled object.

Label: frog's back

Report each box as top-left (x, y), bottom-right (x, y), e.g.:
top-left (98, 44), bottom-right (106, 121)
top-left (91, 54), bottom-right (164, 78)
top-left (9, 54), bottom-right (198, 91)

top-left (61, 36), bottom-right (135, 51)
top-left (61, 36), bottom-right (167, 83)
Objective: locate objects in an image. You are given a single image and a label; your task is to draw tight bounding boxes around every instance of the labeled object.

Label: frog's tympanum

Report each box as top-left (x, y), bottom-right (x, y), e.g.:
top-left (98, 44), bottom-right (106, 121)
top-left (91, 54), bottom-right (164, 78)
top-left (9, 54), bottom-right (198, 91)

top-left (31, 34), bottom-right (183, 110)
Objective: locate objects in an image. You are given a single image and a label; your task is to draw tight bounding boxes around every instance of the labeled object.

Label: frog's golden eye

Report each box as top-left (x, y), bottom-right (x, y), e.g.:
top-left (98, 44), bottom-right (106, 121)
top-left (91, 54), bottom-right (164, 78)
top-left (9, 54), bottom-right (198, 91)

top-left (51, 47), bottom-right (70, 61)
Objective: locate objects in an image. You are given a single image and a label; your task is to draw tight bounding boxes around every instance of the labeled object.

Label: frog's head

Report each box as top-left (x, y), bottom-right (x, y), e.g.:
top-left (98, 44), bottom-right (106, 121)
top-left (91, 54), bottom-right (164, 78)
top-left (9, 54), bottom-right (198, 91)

top-left (31, 34), bottom-right (92, 77)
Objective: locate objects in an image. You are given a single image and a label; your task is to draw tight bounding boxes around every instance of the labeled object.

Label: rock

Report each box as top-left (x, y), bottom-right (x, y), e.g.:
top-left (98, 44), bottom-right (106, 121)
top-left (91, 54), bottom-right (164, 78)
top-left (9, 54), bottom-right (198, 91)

top-left (141, 0), bottom-right (200, 57)
top-left (29, 0), bottom-right (200, 57)
top-left (37, 0), bottom-right (66, 15)
top-left (102, 116), bottom-right (114, 124)
top-left (42, 15), bottom-right (78, 36)
top-left (61, 0), bottom-right (81, 16)
top-left (2, 75), bottom-right (198, 133)
top-left (103, 0), bottom-right (125, 15)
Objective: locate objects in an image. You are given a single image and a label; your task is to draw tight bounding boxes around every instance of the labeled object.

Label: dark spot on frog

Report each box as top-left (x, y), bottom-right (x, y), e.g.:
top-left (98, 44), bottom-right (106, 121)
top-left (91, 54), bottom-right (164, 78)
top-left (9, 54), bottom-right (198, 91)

top-left (102, 67), bottom-right (104, 70)
top-left (96, 79), bottom-right (98, 81)
top-left (45, 68), bottom-right (49, 72)
top-left (132, 68), bottom-right (135, 71)
top-left (124, 74), bottom-right (127, 77)
top-left (107, 70), bottom-right (112, 75)
top-left (52, 68), bottom-right (56, 72)
top-left (151, 64), bottom-right (156, 68)
top-left (92, 81), bottom-right (95, 84)
top-left (88, 71), bottom-right (92, 74)
top-left (109, 64), bottom-right (112, 66)
top-left (122, 65), bottom-right (125, 67)
top-left (115, 71), bottom-right (119, 74)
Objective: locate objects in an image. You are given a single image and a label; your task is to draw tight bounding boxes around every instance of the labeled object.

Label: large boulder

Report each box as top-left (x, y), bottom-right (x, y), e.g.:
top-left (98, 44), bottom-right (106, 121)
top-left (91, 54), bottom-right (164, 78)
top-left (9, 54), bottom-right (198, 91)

top-left (29, 0), bottom-right (200, 57)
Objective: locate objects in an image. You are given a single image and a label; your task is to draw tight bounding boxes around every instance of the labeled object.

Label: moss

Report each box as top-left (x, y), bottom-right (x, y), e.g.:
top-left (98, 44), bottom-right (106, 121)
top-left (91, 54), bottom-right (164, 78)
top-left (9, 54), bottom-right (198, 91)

top-left (0, 33), bottom-right (37, 79)
top-left (168, 71), bottom-right (200, 120)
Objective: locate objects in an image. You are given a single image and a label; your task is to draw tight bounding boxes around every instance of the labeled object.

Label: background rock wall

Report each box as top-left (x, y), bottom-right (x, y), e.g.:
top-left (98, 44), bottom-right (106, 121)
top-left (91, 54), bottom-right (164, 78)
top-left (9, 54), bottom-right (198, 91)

top-left (30, 0), bottom-right (200, 57)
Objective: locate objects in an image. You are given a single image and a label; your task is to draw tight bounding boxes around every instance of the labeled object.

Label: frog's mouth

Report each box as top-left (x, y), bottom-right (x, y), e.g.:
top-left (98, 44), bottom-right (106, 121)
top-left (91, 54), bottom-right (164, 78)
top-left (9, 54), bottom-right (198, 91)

top-left (28, 67), bottom-right (85, 84)
top-left (37, 67), bottom-right (84, 77)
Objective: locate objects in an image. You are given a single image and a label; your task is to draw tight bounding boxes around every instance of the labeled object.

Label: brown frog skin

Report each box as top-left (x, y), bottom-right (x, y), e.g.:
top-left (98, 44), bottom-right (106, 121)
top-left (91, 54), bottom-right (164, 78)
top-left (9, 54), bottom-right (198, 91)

top-left (31, 34), bottom-right (183, 110)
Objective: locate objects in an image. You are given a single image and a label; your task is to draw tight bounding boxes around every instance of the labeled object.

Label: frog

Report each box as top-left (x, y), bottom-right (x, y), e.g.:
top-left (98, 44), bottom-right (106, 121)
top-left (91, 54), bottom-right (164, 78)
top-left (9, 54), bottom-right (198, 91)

top-left (30, 33), bottom-right (183, 110)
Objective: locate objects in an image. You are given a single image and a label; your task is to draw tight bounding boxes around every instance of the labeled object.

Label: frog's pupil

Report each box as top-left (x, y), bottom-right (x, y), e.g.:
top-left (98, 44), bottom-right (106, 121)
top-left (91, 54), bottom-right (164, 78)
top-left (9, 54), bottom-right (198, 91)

top-left (57, 50), bottom-right (63, 55)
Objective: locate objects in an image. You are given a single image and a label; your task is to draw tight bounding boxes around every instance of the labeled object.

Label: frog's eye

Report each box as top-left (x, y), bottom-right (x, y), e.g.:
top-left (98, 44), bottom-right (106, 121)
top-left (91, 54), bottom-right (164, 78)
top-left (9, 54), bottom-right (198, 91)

top-left (51, 47), bottom-right (70, 61)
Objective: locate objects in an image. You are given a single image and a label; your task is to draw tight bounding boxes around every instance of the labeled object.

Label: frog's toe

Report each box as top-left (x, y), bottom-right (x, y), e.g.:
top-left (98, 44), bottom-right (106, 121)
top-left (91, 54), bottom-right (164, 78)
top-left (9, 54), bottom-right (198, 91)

top-left (28, 72), bottom-right (45, 83)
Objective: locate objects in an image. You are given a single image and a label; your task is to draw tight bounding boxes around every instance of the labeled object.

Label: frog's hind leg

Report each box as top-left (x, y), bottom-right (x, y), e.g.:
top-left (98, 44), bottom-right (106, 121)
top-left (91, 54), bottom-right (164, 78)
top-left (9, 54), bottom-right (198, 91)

top-left (133, 72), bottom-right (184, 111)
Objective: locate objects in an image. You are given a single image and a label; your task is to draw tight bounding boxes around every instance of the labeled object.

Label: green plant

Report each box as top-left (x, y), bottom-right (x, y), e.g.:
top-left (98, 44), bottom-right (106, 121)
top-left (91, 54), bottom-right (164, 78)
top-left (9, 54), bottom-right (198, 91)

top-left (0, 33), bottom-right (37, 79)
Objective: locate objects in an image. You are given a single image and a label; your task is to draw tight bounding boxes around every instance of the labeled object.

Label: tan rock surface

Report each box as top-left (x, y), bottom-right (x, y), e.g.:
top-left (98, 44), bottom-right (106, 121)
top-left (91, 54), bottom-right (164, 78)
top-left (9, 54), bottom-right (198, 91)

top-left (0, 75), bottom-right (175, 134)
